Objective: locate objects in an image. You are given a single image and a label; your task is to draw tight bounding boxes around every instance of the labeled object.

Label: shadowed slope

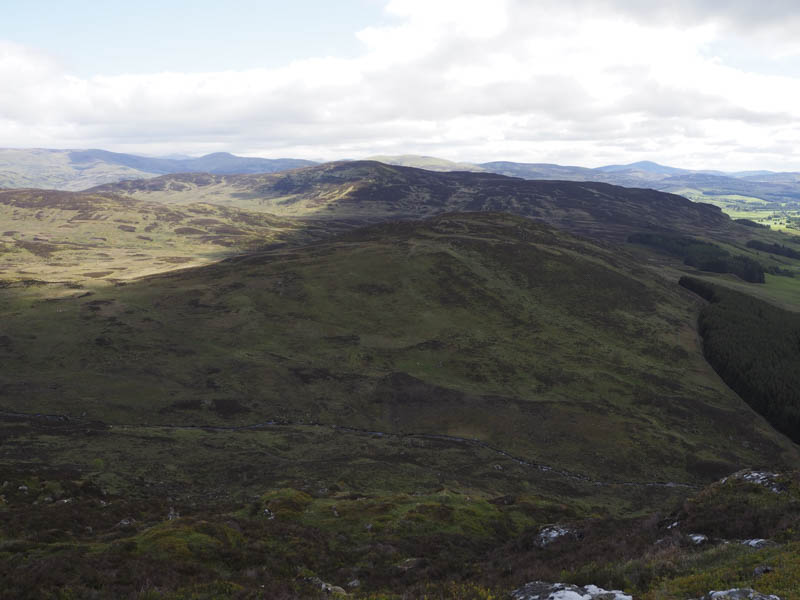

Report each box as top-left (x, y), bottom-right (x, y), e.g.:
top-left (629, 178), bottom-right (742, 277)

top-left (1, 212), bottom-right (795, 493)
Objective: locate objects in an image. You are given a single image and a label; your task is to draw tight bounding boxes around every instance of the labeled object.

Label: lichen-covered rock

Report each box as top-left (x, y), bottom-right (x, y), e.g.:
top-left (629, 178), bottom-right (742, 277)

top-left (696, 588), bottom-right (781, 600)
top-left (510, 581), bottom-right (632, 600)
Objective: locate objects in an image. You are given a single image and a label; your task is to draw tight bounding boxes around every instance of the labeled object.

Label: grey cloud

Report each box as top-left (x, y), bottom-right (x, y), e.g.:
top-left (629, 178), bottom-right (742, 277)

top-left (532, 0), bottom-right (800, 29)
top-left (618, 82), bottom-right (794, 124)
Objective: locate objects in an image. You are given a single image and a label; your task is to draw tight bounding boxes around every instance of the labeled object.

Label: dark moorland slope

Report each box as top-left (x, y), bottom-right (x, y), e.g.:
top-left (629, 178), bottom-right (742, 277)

top-left (93, 160), bottom-right (731, 241)
top-left (1, 213), bottom-right (794, 487)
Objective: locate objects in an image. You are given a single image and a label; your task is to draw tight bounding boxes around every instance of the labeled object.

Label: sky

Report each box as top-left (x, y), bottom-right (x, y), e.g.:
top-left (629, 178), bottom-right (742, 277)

top-left (3, 0), bottom-right (800, 170)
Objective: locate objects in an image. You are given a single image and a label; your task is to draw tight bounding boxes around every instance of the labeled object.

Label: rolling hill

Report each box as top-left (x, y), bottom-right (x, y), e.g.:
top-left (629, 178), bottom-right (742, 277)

top-left (91, 160), bottom-right (732, 241)
top-left (89, 161), bottom-right (800, 310)
top-left (0, 148), bottom-right (316, 191)
top-left (359, 156), bottom-right (800, 227)
top-left (2, 211), bottom-right (796, 495)
top-left (1, 211), bottom-right (799, 598)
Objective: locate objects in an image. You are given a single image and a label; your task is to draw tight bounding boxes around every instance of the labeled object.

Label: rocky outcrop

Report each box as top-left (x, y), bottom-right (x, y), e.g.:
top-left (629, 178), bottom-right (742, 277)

top-left (721, 471), bottom-right (786, 494)
top-left (510, 581), bottom-right (632, 600)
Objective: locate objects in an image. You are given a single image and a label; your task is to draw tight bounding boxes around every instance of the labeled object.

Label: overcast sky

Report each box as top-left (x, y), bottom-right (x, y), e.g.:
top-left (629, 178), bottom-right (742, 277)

top-left (3, 0), bottom-right (800, 170)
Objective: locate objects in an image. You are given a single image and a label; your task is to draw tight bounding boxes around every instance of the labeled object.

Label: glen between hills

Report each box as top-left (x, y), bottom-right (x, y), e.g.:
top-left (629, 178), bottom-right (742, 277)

top-left (2, 164), bottom-right (800, 598)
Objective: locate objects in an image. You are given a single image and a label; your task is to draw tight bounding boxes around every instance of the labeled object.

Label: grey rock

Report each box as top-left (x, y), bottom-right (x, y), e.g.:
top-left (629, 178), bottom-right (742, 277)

top-left (536, 525), bottom-right (574, 547)
top-left (741, 539), bottom-right (772, 549)
top-left (511, 581), bottom-right (632, 600)
top-left (697, 589), bottom-right (781, 600)
top-left (754, 566), bottom-right (773, 577)
top-left (115, 518), bottom-right (136, 528)
top-left (721, 471), bottom-right (786, 494)
top-left (689, 533), bottom-right (709, 545)
top-left (307, 577), bottom-right (348, 596)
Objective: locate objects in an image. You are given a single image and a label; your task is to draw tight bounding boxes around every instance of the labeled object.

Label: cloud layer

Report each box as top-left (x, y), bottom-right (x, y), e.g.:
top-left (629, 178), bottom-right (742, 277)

top-left (2, 0), bottom-right (800, 170)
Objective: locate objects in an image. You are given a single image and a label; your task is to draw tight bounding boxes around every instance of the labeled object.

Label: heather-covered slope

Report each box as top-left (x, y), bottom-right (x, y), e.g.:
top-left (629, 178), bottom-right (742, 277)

top-left (1, 212), bottom-right (794, 486)
top-left (0, 188), bottom-right (332, 283)
top-left (93, 160), bottom-right (730, 241)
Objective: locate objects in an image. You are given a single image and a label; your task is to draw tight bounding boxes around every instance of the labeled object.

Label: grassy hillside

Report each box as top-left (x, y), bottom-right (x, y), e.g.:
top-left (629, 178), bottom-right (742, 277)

top-left (1, 212), bottom-right (794, 481)
top-left (1, 212), bottom-right (798, 598)
top-left (2, 163), bottom-right (800, 597)
top-left (0, 189), bottom-right (333, 284)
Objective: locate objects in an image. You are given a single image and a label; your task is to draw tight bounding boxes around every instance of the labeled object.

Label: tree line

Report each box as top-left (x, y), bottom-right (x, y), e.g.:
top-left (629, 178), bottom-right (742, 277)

top-left (746, 239), bottom-right (800, 260)
top-left (629, 233), bottom-right (765, 283)
top-left (680, 276), bottom-right (800, 444)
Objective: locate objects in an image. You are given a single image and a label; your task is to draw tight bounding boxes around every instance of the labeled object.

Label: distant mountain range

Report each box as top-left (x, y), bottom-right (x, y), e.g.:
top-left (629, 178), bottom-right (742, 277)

top-left (3, 148), bottom-right (800, 207)
top-left (374, 155), bottom-right (800, 205)
top-left (0, 148), bottom-right (316, 191)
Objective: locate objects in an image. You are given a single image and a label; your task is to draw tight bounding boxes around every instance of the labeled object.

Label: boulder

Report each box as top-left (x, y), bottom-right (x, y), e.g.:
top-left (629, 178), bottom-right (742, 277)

top-left (689, 533), bottom-right (709, 545)
top-left (536, 525), bottom-right (574, 547)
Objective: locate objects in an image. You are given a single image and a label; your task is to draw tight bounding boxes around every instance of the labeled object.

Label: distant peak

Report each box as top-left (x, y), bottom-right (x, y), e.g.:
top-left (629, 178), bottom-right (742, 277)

top-left (200, 152), bottom-right (237, 158)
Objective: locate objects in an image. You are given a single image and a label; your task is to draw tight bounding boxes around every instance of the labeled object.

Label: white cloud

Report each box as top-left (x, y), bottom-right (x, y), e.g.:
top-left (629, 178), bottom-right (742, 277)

top-left (2, 2), bottom-right (800, 170)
